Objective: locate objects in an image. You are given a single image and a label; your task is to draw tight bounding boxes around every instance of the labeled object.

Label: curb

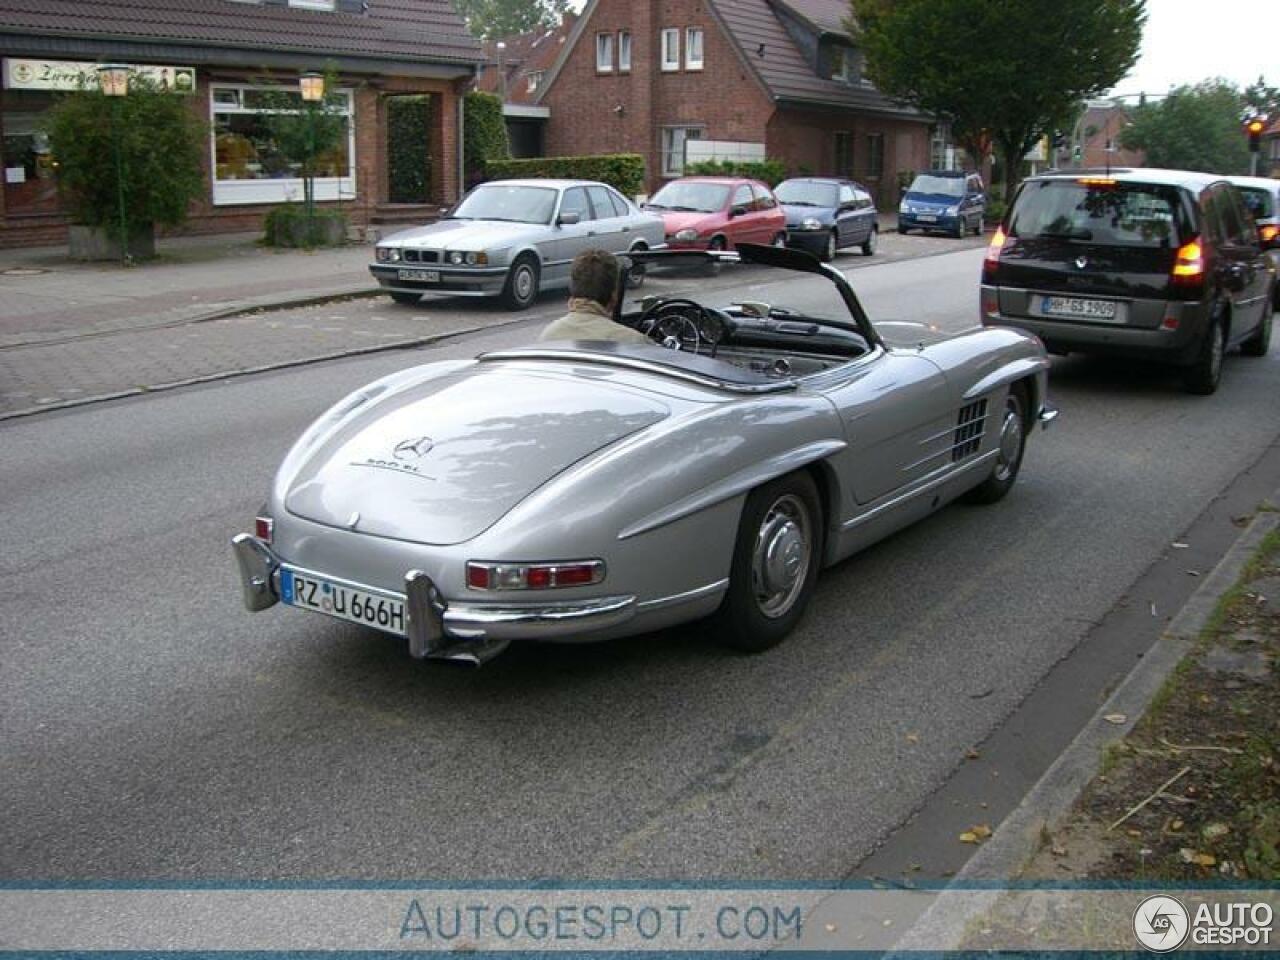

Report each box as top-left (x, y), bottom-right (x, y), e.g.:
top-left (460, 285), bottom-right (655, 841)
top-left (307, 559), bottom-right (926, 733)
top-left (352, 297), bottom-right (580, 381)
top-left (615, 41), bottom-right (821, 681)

top-left (891, 504), bottom-right (1280, 952)
top-left (0, 314), bottom-right (534, 423)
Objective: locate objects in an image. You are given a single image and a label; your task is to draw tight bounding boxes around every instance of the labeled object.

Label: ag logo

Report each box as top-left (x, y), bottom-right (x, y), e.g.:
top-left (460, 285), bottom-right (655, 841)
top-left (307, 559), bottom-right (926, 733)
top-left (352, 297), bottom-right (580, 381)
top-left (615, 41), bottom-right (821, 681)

top-left (1133, 895), bottom-right (1190, 952)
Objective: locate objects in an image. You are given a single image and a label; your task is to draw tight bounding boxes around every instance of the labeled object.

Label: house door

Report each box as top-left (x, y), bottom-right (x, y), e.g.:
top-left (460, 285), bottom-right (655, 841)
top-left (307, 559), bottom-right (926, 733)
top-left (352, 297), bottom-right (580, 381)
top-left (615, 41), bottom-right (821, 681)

top-left (386, 94), bottom-right (433, 203)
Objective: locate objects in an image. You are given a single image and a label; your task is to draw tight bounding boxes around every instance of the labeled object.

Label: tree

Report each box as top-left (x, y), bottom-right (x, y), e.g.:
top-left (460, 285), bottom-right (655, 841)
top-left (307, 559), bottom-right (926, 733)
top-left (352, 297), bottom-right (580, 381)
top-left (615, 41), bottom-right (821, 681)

top-left (1242, 76), bottom-right (1279, 121)
top-left (1120, 79), bottom-right (1253, 174)
top-left (45, 75), bottom-right (205, 231)
top-left (850, 0), bottom-right (1145, 201)
top-left (451, 0), bottom-right (569, 39)
top-left (463, 91), bottom-right (511, 187)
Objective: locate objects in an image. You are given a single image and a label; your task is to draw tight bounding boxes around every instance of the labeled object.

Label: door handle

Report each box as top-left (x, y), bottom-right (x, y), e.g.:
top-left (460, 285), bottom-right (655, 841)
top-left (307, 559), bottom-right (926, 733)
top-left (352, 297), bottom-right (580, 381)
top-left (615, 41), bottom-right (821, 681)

top-left (621, 226), bottom-right (630, 232)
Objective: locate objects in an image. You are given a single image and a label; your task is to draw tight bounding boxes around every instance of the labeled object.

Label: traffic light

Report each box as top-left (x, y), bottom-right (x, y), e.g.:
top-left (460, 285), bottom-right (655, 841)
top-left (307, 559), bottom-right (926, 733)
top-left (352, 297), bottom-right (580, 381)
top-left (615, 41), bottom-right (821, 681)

top-left (1246, 117), bottom-right (1265, 153)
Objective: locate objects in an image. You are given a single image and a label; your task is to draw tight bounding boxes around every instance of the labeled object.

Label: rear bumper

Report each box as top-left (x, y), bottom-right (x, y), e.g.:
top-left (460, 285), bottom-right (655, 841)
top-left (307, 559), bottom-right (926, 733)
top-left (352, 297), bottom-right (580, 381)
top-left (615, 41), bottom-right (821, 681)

top-left (980, 284), bottom-right (1208, 363)
top-left (231, 534), bottom-right (638, 664)
top-left (899, 212), bottom-right (962, 232)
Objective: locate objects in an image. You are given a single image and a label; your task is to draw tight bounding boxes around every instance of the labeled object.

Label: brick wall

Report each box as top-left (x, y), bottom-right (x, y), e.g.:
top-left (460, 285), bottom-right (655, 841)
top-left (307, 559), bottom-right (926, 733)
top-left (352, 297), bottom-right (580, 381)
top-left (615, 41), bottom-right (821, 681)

top-left (542, 0), bottom-right (773, 193)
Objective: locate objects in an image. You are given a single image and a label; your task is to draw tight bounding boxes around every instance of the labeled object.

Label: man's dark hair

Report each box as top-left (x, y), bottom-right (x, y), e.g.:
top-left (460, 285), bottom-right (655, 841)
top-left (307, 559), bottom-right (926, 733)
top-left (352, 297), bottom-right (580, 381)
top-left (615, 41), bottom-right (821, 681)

top-left (569, 249), bottom-right (620, 306)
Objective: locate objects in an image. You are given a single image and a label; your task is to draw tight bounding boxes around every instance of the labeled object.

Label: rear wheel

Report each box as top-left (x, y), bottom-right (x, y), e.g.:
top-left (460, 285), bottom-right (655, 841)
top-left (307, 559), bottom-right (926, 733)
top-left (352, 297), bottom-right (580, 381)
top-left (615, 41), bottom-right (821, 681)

top-left (963, 385), bottom-right (1027, 504)
top-left (1184, 310), bottom-right (1226, 394)
top-left (771, 232), bottom-right (787, 248)
top-left (626, 247), bottom-right (648, 289)
top-left (861, 226), bottom-right (877, 257)
top-left (501, 255), bottom-right (540, 311)
top-left (705, 236), bottom-right (726, 275)
top-left (1241, 309), bottom-right (1271, 357)
top-left (389, 291), bottom-right (420, 305)
top-left (713, 471), bottom-right (822, 653)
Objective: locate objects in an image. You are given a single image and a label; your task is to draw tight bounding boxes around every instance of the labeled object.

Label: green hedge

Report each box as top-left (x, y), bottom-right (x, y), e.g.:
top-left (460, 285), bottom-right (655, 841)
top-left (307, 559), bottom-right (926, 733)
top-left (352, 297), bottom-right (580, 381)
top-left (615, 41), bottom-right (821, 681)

top-left (463, 91), bottom-right (510, 183)
top-left (388, 95), bottom-right (432, 203)
top-left (483, 154), bottom-right (646, 198)
top-left (683, 158), bottom-right (787, 186)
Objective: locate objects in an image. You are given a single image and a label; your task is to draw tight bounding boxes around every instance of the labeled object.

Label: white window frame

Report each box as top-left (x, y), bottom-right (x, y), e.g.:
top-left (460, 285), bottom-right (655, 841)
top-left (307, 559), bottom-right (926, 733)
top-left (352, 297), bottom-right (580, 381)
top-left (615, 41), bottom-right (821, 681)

top-left (209, 82), bottom-right (356, 207)
top-left (525, 70), bottom-right (544, 93)
top-left (618, 30), bottom-right (632, 72)
top-left (596, 33), bottom-right (614, 72)
top-left (660, 28), bottom-right (680, 72)
top-left (288, 0), bottom-right (335, 9)
top-left (685, 28), bottom-right (704, 71)
top-left (661, 125), bottom-right (704, 178)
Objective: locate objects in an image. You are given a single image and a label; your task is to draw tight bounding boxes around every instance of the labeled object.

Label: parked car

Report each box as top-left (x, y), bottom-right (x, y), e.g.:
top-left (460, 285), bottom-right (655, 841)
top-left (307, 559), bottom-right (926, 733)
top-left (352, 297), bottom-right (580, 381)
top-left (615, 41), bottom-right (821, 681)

top-left (899, 170), bottom-right (986, 237)
top-left (982, 168), bottom-right (1275, 394)
top-left (776, 177), bottom-right (877, 260)
top-left (368, 179), bottom-right (666, 310)
top-left (1227, 175), bottom-right (1280, 309)
top-left (643, 177), bottom-right (787, 251)
top-left (233, 243), bottom-right (1056, 665)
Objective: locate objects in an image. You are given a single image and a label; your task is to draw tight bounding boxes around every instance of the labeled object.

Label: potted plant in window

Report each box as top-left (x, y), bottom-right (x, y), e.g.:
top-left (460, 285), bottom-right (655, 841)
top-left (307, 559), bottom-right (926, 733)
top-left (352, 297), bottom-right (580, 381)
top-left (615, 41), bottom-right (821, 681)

top-left (45, 72), bottom-right (205, 262)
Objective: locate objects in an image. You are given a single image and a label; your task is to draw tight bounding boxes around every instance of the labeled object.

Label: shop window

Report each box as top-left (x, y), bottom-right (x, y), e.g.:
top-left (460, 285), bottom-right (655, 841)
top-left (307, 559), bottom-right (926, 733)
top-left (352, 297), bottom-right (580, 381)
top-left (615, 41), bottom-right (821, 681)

top-left (685, 28), bottom-right (704, 70)
top-left (596, 33), bottom-right (614, 72)
top-left (661, 29), bottom-right (680, 71)
top-left (661, 126), bottom-right (703, 177)
top-left (618, 31), bottom-right (632, 73)
top-left (210, 83), bottom-right (355, 206)
top-left (2, 111), bottom-right (59, 213)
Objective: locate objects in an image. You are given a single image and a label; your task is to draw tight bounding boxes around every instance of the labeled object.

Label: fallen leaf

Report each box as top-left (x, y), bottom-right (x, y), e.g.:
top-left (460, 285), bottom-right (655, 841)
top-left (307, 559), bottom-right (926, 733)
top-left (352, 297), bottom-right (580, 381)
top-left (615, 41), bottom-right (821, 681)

top-left (1050, 845), bottom-right (1067, 857)
top-left (905, 732), bottom-right (920, 744)
top-left (1186, 570), bottom-right (1201, 577)
top-left (1171, 818), bottom-right (1185, 832)
top-left (966, 748), bottom-right (981, 760)
top-left (824, 923), bottom-right (837, 934)
top-left (1126, 828), bottom-right (1141, 837)
top-left (959, 831), bottom-right (980, 844)
top-left (1179, 848), bottom-right (1216, 866)
top-left (1171, 542), bottom-right (1189, 549)
top-left (1202, 822), bottom-right (1230, 840)
top-left (1103, 713), bottom-right (1128, 725)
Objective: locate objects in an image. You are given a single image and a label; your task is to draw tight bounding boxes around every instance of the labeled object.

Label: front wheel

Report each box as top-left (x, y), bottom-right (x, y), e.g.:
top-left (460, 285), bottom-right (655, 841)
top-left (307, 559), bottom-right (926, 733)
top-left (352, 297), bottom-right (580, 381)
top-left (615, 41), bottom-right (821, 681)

top-left (1183, 311), bottom-right (1225, 394)
top-left (501, 256), bottom-right (540, 311)
top-left (713, 471), bottom-right (822, 653)
top-left (861, 227), bottom-right (877, 256)
top-left (963, 386), bottom-right (1027, 504)
top-left (821, 230), bottom-right (838, 262)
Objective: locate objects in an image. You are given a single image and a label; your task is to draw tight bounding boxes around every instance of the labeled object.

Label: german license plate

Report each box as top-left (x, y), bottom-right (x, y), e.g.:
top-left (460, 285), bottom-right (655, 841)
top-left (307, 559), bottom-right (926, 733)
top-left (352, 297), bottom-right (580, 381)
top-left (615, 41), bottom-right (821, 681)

top-left (280, 567), bottom-right (407, 637)
top-left (1041, 296), bottom-right (1118, 320)
top-left (917, 214), bottom-right (937, 223)
top-left (397, 268), bottom-right (439, 282)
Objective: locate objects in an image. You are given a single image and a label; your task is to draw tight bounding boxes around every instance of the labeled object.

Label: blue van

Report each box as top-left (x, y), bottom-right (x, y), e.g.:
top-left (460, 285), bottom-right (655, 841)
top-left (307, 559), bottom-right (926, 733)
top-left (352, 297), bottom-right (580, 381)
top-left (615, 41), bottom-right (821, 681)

top-left (898, 170), bottom-right (986, 237)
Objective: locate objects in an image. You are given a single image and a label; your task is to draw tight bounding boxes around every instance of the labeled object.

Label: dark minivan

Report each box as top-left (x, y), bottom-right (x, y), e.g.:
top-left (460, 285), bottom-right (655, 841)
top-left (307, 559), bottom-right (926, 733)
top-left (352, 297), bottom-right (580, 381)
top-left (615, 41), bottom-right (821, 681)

top-left (981, 168), bottom-right (1275, 394)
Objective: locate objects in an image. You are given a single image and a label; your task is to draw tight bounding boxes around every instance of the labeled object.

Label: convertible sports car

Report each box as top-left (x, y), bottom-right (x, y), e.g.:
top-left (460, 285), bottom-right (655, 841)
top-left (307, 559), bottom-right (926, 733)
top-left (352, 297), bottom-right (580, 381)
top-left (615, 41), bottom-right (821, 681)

top-left (233, 244), bottom-right (1057, 665)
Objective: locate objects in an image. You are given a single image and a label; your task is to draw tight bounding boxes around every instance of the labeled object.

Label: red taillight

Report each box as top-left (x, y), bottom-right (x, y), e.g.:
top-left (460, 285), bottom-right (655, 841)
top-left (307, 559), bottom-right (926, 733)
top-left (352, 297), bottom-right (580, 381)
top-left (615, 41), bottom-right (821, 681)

top-left (255, 516), bottom-right (273, 543)
top-left (982, 227), bottom-right (1008, 283)
top-left (1261, 224), bottom-right (1278, 244)
top-left (465, 560), bottom-right (606, 591)
top-left (1172, 240), bottom-right (1204, 283)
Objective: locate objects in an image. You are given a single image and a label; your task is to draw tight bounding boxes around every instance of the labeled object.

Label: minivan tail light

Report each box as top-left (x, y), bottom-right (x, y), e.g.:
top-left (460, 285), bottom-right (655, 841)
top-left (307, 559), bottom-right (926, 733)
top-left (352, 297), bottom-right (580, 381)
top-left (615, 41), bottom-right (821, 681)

top-left (982, 227), bottom-right (1008, 282)
top-left (1260, 224), bottom-right (1278, 245)
top-left (1172, 240), bottom-right (1204, 282)
top-left (466, 560), bottom-right (606, 591)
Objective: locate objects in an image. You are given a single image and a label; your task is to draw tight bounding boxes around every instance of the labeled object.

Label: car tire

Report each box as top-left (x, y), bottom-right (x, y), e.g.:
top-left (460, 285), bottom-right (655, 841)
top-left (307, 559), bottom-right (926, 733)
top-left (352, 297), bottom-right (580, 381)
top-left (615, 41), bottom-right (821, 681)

top-left (898, 224), bottom-right (911, 235)
top-left (821, 230), bottom-right (838, 262)
top-left (705, 236), bottom-right (726, 276)
top-left (771, 232), bottom-right (787, 248)
top-left (861, 227), bottom-right (877, 257)
top-left (626, 247), bottom-right (647, 290)
top-left (713, 471), bottom-right (822, 653)
top-left (1241, 308), bottom-right (1271, 357)
top-left (973, 216), bottom-right (984, 237)
top-left (389, 291), bottom-right (420, 305)
top-left (501, 255), bottom-right (540, 311)
top-left (963, 384), bottom-right (1028, 505)
top-left (1183, 309), bottom-right (1226, 395)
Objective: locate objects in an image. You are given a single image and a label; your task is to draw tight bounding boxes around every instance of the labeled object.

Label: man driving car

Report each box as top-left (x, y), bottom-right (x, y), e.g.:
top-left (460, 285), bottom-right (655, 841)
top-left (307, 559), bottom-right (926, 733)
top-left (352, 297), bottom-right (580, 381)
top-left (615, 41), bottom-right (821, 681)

top-left (539, 249), bottom-right (651, 344)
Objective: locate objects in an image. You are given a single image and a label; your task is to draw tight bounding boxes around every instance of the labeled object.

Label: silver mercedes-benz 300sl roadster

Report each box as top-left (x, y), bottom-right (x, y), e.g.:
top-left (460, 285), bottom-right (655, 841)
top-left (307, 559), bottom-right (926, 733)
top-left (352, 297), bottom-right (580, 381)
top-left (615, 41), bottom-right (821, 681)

top-left (234, 244), bottom-right (1057, 665)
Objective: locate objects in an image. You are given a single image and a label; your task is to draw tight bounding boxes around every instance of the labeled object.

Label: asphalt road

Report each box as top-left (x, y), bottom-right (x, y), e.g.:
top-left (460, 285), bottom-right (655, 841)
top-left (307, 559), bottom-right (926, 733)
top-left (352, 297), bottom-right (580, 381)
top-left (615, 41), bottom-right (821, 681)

top-left (3, 249), bottom-right (1279, 882)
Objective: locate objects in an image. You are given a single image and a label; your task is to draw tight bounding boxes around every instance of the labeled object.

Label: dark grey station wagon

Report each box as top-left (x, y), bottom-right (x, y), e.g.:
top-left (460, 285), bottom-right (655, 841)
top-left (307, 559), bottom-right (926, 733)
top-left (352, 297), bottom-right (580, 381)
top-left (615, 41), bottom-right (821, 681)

top-left (981, 168), bottom-right (1275, 394)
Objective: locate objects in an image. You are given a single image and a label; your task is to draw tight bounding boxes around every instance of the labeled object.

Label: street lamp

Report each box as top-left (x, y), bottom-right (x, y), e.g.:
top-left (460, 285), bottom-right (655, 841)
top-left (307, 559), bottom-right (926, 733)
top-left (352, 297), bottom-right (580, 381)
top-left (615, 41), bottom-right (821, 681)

top-left (299, 72), bottom-right (325, 103)
top-left (97, 63), bottom-right (131, 264)
top-left (298, 72), bottom-right (325, 235)
top-left (496, 41), bottom-right (507, 103)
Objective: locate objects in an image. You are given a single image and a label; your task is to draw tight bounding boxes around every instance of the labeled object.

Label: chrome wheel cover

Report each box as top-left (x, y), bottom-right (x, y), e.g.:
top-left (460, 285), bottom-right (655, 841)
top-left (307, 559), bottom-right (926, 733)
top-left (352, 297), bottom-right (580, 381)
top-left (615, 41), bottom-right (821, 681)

top-left (866, 229), bottom-right (877, 253)
top-left (826, 233), bottom-right (837, 260)
top-left (751, 493), bottom-right (812, 619)
top-left (513, 264), bottom-right (535, 301)
top-left (993, 396), bottom-right (1024, 482)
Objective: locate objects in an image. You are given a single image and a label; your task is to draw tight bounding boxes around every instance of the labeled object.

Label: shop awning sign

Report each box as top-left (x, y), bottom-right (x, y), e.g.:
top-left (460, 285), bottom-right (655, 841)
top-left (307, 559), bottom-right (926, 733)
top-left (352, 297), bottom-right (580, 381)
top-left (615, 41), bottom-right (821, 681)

top-left (3, 58), bottom-right (196, 93)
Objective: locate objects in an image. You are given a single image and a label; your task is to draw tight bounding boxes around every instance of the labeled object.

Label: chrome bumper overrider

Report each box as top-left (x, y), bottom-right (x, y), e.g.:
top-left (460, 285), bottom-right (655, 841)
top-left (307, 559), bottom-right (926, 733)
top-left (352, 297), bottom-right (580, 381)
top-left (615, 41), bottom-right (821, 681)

top-left (1038, 403), bottom-right (1059, 429)
top-left (230, 534), bottom-right (637, 665)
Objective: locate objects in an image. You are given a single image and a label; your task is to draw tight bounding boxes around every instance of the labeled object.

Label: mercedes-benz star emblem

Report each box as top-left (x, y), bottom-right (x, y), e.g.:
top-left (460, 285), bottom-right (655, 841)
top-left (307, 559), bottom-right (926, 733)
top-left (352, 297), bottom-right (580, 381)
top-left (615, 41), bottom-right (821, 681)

top-left (1075, 256), bottom-right (1089, 270)
top-left (394, 437), bottom-right (434, 460)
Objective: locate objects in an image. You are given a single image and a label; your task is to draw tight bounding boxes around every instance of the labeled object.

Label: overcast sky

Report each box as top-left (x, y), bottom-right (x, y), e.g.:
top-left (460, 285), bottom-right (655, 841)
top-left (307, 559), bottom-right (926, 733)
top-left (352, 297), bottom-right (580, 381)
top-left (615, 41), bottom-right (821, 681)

top-left (1111, 0), bottom-right (1279, 98)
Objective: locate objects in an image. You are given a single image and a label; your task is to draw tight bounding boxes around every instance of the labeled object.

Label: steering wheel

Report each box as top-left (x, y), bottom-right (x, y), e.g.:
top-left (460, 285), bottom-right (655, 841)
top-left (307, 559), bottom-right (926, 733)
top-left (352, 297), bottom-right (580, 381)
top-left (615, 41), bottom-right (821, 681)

top-left (637, 298), bottom-right (720, 355)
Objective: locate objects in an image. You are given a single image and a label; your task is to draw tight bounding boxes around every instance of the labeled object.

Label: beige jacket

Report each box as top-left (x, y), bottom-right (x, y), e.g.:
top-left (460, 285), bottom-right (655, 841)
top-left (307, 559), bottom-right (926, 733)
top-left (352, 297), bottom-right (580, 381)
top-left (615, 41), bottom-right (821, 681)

top-left (539, 298), bottom-right (651, 344)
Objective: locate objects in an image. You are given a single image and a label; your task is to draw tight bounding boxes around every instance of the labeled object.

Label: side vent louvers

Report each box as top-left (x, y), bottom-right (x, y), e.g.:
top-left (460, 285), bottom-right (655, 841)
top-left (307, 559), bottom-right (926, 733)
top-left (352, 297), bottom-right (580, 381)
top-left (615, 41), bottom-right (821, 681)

top-left (952, 398), bottom-right (988, 462)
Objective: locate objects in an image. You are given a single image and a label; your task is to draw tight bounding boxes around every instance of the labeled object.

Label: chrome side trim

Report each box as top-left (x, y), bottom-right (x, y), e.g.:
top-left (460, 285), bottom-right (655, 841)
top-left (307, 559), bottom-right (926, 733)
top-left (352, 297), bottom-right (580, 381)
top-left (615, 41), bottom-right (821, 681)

top-left (636, 579), bottom-right (729, 613)
top-left (443, 595), bottom-right (637, 641)
top-left (231, 534), bottom-right (280, 612)
top-left (618, 439), bottom-right (847, 540)
top-left (841, 450), bottom-right (998, 532)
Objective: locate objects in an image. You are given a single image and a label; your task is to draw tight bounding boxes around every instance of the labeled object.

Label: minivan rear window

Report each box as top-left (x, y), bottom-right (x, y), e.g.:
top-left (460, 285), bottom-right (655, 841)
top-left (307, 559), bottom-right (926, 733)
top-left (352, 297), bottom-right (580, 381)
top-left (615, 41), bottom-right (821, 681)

top-left (1238, 186), bottom-right (1275, 220)
top-left (1009, 181), bottom-right (1190, 248)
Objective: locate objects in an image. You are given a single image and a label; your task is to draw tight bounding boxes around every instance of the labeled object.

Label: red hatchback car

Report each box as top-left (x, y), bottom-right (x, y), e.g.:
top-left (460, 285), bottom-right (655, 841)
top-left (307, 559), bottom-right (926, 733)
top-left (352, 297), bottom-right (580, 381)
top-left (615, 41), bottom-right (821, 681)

top-left (644, 177), bottom-right (788, 251)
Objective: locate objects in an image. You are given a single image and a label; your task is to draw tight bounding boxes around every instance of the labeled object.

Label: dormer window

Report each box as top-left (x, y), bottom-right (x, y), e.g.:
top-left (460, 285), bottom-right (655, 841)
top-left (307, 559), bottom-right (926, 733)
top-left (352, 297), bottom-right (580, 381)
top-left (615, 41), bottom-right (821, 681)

top-left (829, 45), bottom-right (858, 83)
top-left (526, 70), bottom-right (544, 93)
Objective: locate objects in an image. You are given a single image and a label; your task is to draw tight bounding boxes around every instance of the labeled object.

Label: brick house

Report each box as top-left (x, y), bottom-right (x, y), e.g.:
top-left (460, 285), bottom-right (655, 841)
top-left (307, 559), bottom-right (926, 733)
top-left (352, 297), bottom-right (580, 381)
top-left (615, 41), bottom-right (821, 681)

top-left (1071, 100), bottom-right (1144, 169)
top-left (475, 14), bottom-right (576, 157)
top-left (0, 0), bottom-right (482, 248)
top-left (533, 0), bottom-right (931, 206)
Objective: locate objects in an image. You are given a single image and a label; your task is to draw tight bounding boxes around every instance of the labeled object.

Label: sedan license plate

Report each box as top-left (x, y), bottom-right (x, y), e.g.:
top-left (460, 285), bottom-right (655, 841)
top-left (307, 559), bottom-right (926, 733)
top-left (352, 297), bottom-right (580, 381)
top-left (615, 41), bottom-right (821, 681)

top-left (397, 268), bottom-right (439, 283)
top-left (916, 214), bottom-right (937, 223)
top-left (1041, 296), bottom-right (1119, 321)
top-left (281, 567), bottom-right (407, 637)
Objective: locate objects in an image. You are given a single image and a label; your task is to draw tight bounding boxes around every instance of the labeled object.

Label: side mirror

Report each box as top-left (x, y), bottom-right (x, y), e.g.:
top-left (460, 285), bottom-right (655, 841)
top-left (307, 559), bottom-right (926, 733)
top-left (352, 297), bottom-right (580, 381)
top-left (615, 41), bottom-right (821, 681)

top-left (730, 205), bottom-right (748, 218)
top-left (557, 211), bottom-right (581, 226)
